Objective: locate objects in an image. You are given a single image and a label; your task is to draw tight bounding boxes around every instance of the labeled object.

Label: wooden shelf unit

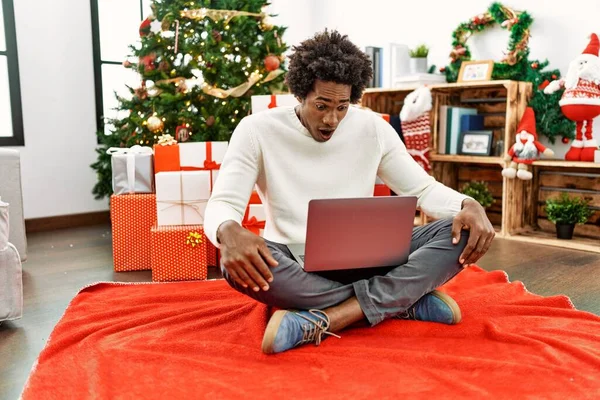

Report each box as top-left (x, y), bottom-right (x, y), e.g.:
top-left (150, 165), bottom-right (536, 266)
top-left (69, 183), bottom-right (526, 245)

top-left (361, 80), bottom-right (600, 253)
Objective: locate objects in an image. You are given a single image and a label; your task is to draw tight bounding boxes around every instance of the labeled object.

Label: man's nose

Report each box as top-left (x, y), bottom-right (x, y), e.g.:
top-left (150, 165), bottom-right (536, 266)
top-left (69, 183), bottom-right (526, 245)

top-left (323, 111), bottom-right (338, 126)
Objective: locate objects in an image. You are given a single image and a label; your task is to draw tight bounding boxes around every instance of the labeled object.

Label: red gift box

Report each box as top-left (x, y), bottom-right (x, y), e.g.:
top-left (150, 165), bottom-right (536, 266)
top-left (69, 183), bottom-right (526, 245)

top-left (374, 184), bottom-right (392, 196)
top-left (153, 143), bottom-right (180, 174)
top-left (110, 194), bottom-right (157, 272)
top-left (207, 241), bottom-right (218, 267)
top-left (150, 224), bottom-right (208, 282)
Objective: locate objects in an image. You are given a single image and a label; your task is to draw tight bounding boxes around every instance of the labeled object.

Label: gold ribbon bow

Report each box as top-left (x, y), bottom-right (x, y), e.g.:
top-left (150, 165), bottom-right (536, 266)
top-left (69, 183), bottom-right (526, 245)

top-left (186, 231), bottom-right (203, 248)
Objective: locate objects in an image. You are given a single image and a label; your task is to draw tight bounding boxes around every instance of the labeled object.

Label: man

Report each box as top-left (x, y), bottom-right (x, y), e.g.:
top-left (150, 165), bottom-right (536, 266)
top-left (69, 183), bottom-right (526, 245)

top-left (204, 30), bottom-right (495, 354)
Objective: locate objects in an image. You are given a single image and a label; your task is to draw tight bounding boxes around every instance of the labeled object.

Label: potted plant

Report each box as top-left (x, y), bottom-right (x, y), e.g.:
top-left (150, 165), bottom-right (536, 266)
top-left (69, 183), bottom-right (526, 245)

top-left (545, 193), bottom-right (593, 240)
top-left (460, 181), bottom-right (494, 209)
top-left (409, 44), bottom-right (429, 74)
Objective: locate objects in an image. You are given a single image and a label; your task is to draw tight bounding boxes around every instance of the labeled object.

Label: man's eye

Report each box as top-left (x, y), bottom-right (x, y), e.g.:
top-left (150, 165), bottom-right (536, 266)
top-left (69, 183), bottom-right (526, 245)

top-left (338, 106), bottom-right (348, 111)
top-left (316, 104), bottom-right (326, 110)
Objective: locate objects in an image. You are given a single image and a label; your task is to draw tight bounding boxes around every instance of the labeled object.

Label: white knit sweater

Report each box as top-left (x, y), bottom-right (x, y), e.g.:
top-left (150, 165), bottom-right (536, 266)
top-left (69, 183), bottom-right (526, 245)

top-left (203, 106), bottom-right (469, 247)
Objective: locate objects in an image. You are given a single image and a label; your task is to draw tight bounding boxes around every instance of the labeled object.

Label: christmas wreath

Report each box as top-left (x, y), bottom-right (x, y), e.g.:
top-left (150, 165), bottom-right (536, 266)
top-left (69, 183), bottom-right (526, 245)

top-left (442, 2), bottom-right (574, 143)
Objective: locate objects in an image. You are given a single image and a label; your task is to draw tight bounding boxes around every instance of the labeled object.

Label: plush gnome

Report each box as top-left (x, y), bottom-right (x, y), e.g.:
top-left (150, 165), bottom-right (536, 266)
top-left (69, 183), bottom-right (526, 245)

top-left (502, 107), bottom-right (554, 180)
top-left (544, 33), bottom-right (600, 161)
top-left (399, 86), bottom-right (433, 172)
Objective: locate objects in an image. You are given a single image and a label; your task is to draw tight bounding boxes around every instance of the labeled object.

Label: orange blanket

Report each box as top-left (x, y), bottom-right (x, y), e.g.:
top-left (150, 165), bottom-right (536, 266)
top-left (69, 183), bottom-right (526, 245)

top-left (22, 267), bottom-right (600, 399)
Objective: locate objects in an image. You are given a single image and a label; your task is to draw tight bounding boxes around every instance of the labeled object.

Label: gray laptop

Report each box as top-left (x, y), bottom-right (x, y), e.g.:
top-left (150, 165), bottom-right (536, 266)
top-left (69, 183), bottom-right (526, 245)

top-left (288, 196), bottom-right (418, 272)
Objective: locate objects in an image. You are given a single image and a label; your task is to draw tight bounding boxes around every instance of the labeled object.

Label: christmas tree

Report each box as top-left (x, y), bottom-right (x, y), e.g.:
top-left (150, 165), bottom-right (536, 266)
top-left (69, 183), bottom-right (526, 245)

top-left (91, 0), bottom-right (288, 199)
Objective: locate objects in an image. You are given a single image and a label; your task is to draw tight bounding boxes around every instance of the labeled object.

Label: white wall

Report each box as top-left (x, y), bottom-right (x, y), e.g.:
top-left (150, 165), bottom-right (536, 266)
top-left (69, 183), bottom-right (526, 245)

top-left (310, 0), bottom-right (600, 158)
top-left (7, 0), bottom-right (600, 219)
top-left (268, 0), bottom-right (318, 56)
top-left (10, 0), bottom-right (105, 219)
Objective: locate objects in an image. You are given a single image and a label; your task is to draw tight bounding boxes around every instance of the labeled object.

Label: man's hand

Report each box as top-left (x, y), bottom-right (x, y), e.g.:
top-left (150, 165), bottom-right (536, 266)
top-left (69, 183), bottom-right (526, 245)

top-left (217, 221), bottom-right (278, 292)
top-left (451, 199), bottom-right (495, 267)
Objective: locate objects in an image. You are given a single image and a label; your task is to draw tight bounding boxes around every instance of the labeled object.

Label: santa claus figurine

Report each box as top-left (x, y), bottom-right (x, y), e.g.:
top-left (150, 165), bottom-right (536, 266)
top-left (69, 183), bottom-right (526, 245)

top-left (544, 33), bottom-right (600, 161)
top-left (502, 107), bottom-right (554, 180)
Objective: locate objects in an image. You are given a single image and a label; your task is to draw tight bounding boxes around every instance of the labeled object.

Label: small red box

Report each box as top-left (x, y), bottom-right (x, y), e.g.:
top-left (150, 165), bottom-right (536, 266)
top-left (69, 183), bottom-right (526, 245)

top-left (150, 224), bottom-right (208, 282)
top-left (110, 194), bottom-right (157, 272)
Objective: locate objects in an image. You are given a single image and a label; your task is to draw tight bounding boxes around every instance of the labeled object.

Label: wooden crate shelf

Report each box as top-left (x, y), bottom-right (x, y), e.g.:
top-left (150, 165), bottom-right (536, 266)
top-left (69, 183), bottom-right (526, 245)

top-left (430, 154), bottom-right (505, 165)
top-left (532, 160), bottom-right (600, 169)
top-left (361, 80), bottom-right (600, 253)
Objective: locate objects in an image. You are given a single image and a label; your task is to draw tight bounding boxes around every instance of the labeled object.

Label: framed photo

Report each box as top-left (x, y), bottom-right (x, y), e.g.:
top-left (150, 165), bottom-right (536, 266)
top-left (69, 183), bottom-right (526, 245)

top-left (457, 60), bottom-right (494, 83)
top-left (458, 131), bottom-right (493, 156)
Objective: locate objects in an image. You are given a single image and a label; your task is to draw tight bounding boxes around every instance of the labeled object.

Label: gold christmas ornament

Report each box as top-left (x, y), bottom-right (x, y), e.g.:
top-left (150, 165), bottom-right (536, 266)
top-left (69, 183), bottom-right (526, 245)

top-left (261, 15), bottom-right (274, 31)
top-left (147, 115), bottom-right (164, 132)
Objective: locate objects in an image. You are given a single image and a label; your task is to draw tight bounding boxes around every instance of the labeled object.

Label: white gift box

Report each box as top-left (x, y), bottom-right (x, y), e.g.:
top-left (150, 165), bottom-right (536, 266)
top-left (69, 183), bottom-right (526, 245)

top-left (107, 145), bottom-right (154, 195)
top-left (244, 204), bottom-right (265, 236)
top-left (179, 141), bottom-right (228, 169)
top-left (595, 149), bottom-right (600, 163)
top-left (155, 171), bottom-right (211, 225)
top-left (251, 94), bottom-right (299, 114)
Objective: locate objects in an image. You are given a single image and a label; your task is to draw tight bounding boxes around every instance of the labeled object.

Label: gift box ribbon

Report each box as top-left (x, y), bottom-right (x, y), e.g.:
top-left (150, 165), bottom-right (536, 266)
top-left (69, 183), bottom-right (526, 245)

top-left (107, 145), bottom-right (154, 193)
top-left (180, 142), bottom-right (221, 190)
top-left (242, 216), bottom-right (265, 235)
top-left (157, 172), bottom-right (208, 224)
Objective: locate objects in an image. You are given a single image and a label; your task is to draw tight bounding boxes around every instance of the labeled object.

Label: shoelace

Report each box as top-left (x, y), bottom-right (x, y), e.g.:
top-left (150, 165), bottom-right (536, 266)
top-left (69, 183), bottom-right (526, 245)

top-left (295, 309), bottom-right (341, 346)
top-left (396, 306), bottom-right (416, 320)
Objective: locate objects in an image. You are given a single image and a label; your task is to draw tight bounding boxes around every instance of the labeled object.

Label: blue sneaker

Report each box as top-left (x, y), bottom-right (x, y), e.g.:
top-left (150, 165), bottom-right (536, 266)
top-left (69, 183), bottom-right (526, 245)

top-left (397, 290), bottom-right (462, 324)
top-left (262, 309), bottom-right (340, 354)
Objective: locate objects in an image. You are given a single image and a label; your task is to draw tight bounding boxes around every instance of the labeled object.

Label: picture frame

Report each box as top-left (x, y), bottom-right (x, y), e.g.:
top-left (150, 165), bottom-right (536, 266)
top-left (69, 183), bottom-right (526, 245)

top-left (458, 131), bottom-right (494, 156)
top-left (457, 60), bottom-right (494, 83)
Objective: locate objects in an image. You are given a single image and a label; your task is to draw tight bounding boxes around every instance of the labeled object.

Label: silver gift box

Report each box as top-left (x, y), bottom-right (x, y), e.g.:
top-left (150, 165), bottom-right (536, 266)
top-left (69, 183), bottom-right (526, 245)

top-left (108, 146), bottom-right (155, 195)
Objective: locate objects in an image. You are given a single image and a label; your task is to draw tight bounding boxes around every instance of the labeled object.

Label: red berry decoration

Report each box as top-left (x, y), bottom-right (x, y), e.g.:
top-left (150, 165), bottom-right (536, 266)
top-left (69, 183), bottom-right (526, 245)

top-left (538, 79), bottom-right (550, 90)
top-left (531, 62), bottom-right (538, 69)
top-left (139, 18), bottom-right (152, 37)
top-left (562, 137), bottom-right (570, 144)
top-left (552, 74), bottom-right (557, 79)
top-left (264, 54), bottom-right (280, 72)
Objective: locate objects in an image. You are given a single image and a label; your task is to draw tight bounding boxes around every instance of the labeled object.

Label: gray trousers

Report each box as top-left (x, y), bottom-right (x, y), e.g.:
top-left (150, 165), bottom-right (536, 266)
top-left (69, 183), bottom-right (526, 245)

top-left (222, 218), bottom-right (469, 326)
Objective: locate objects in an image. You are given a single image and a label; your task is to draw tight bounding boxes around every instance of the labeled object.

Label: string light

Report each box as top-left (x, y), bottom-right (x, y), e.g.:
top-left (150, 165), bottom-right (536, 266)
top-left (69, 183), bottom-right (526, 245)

top-left (234, 110), bottom-right (239, 114)
top-left (222, 101), bottom-right (226, 105)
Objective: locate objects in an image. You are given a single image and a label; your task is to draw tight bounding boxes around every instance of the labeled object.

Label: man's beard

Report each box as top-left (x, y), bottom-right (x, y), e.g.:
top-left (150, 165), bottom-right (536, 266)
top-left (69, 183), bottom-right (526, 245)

top-left (514, 139), bottom-right (537, 159)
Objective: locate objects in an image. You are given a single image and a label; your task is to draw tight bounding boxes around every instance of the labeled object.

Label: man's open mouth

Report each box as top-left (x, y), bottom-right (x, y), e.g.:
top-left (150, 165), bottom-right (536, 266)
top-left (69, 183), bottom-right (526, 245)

top-left (318, 129), bottom-right (334, 140)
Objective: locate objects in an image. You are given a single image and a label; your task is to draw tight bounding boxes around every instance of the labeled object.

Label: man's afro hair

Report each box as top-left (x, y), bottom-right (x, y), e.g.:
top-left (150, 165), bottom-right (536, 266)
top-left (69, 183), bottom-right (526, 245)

top-left (285, 30), bottom-right (373, 103)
